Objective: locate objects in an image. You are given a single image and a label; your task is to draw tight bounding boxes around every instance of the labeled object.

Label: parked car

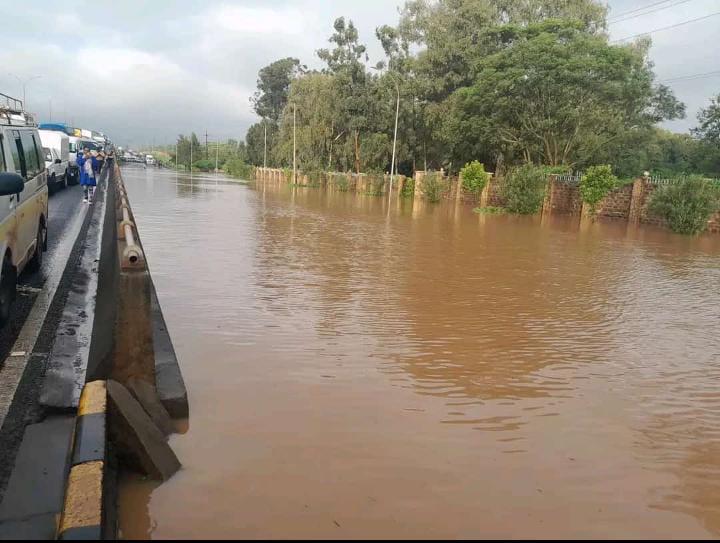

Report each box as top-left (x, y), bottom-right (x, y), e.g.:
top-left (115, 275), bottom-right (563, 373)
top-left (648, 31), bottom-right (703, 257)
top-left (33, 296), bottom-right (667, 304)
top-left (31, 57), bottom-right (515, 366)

top-left (0, 101), bottom-right (49, 325)
top-left (39, 129), bottom-right (69, 191)
top-left (38, 123), bottom-right (80, 184)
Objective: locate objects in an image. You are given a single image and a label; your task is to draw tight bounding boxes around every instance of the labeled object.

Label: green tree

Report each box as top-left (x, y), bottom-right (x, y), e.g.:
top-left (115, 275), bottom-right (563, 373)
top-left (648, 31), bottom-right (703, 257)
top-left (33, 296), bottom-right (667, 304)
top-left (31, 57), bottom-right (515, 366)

top-left (318, 17), bottom-right (373, 173)
top-left (692, 94), bottom-right (720, 144)
top-left (446, 20), bottom-right (684, 168)
top-left (252, 58), bottom-right (304, 123)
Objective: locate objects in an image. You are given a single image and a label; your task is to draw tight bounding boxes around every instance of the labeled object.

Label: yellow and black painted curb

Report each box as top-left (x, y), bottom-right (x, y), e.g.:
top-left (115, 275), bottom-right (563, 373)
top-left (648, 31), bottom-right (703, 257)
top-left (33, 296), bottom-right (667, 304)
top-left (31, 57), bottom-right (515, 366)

top-left (58, 380), bottom-right (108, 540)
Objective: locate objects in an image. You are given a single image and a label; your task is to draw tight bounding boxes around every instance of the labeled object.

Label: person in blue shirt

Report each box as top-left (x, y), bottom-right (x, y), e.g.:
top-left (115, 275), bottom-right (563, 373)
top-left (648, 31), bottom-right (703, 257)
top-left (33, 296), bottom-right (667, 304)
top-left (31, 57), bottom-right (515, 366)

top-left (77, 149), bottom-right (98, 204)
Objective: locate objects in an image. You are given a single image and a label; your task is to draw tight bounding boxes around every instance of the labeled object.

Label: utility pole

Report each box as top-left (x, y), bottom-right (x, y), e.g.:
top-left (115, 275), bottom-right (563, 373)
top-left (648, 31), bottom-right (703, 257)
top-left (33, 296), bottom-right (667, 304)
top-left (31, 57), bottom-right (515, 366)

top-left (8, 74), bottom-right (42, 111)
top-left (215, 140), bottom-right (219, 173)
top-left (175, 143), bottom-right (178, 170)
top-left (190, 138), bottom-right (193, 173)
top-left (205, 130), bottom-right (209, 160)
top-left (263, 122), bottom-right (267, 169)
top-left (390, 78), bottom-right (400, 201)
top-left (48, 98), bottom-right (52, 122)
top-left (292, 104), bottom-right (297, 184)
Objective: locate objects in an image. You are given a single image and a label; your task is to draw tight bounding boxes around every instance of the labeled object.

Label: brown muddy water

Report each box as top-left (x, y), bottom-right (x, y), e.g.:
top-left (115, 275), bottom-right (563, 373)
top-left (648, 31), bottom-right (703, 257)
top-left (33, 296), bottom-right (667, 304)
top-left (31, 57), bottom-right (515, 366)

top-left (118, 166), bottom-right (720, 539)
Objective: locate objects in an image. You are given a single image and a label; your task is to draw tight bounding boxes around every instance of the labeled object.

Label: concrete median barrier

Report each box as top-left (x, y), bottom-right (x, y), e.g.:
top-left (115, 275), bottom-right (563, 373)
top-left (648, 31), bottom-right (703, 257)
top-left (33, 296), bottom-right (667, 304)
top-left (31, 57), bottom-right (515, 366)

top-left (58, 381), bottom-right (109, 540)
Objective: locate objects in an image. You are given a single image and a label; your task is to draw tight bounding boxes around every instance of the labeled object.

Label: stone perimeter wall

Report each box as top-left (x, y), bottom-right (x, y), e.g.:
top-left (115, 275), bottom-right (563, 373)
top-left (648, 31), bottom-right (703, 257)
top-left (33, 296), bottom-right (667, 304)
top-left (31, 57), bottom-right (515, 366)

top-left (253, 167), bottom-right (720, 234)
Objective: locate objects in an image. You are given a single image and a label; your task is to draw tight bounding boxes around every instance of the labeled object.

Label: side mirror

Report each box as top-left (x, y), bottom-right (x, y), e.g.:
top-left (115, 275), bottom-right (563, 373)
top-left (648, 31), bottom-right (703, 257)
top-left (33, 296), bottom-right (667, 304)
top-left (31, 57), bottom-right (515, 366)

top-left (0, 172), bottom-right (24, 196)
top-left (55, 158), bottom-right (62, 164)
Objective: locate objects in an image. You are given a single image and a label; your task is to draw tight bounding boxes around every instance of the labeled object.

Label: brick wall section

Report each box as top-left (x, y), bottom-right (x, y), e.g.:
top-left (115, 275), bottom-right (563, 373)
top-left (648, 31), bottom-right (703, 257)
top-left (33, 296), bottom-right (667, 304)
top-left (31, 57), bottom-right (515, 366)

top-left (547, 181), bottom-right (582, 215)
top-left (636, 182), bottom-right (666, 227)
top-left (486, 176), bottom-right (507, 207)
top-left (596, 182), bottom-right (633, 219)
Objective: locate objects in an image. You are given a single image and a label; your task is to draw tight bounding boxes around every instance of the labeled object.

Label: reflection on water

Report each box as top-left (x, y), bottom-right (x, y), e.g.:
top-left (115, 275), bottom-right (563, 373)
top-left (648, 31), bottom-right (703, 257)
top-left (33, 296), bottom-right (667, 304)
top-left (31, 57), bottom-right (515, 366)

top-left (118, 166), bottom-right (720, 539)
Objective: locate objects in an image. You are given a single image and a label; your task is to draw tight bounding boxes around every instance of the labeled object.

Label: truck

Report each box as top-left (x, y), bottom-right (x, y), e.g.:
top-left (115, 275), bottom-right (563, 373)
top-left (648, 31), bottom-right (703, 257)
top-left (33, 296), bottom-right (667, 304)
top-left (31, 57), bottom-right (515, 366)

top-left (38, 129), bottom-right (69, 191)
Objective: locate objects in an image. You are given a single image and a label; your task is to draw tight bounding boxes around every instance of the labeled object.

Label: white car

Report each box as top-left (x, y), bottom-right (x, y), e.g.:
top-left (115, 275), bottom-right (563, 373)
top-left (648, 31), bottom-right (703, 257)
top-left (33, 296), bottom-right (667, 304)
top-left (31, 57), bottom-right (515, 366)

top-left (39, 129), bottom-right (69, 191)
top-left (42, 147), bottom-right (67, 191)
top-left (0, 104), bottom-right (49, 325)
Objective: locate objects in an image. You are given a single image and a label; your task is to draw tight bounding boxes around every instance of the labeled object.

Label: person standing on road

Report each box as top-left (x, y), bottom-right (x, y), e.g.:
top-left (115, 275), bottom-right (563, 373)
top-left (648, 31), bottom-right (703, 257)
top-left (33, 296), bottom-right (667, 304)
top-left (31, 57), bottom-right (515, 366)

top-left (78, 150), bottom-right (98, 204)
top-left (96, 150), bottom-right (106, 176)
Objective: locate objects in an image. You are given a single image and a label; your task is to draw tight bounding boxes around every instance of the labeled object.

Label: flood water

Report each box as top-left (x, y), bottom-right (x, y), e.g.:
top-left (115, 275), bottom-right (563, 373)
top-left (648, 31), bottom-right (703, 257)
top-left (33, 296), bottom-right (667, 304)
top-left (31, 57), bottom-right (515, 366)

top-left (118, 166), bottom-right (720, 539)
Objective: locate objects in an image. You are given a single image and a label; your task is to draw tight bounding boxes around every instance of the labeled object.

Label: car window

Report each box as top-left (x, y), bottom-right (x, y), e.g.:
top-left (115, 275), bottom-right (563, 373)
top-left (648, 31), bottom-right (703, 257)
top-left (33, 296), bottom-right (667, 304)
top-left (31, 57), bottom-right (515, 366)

top-left (69, 142), bottom-right (76, 153)
top-left (19, 131), bottom-right (39, 179)
top-left (31, 134), bottom-right (44, 173)
top-left (0, 135), bottom-right (6, 172)
top-left (43, 147), bottom-right (52, 162)
top-left (10, 131), bottom-right (25, 177)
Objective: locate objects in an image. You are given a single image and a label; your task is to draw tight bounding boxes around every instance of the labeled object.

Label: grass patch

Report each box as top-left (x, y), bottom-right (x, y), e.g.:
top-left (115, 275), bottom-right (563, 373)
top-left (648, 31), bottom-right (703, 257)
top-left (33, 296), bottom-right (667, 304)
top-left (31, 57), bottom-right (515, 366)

top-left (473, 206), bottom-right (506, 214)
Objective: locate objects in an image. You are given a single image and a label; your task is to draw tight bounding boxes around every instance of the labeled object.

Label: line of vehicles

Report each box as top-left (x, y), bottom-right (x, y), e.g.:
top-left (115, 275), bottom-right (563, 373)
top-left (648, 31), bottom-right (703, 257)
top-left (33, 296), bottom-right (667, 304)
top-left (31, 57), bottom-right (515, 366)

top-left (120, 150), bottom-right (155, 165)
top-left (36, 122), bottom-right (112, 190)
top-left (0, 92), bottom-right (113, 325)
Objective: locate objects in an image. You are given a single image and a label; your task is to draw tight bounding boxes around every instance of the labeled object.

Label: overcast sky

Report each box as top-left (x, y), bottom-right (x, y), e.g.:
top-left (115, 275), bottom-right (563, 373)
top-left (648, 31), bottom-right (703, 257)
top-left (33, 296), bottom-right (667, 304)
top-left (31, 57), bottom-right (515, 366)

top-left (1, 0), bottom-right (718, 147)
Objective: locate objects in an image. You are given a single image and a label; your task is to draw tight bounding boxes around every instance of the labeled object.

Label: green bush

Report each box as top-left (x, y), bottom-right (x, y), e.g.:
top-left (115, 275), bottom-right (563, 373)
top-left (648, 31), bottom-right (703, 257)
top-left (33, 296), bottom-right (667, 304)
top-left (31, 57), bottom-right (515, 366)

top-left (580, 165), bottom-right (619, 214)
top-left (461, 161), bottom-right (490, 195)
top-left (335, 174), bottom-right (350, 191)
top-left (648, 177), bottom-right (720, 235)
top-left (422, 172), bottom-right (448, 203)
top-left (224, 157), bottom-right (253, 179)
top-left (502, 165), bottom-right (547, 214)
top-left (400, 177), bottom-right (415, 198)
top-left (193, 158), bottom-right (214, 172)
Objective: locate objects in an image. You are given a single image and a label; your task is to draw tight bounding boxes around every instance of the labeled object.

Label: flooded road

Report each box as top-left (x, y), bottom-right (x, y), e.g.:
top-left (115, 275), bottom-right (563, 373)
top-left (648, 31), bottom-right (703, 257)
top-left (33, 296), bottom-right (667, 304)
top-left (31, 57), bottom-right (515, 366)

top-left (118, 166), bottom-right (720, 539)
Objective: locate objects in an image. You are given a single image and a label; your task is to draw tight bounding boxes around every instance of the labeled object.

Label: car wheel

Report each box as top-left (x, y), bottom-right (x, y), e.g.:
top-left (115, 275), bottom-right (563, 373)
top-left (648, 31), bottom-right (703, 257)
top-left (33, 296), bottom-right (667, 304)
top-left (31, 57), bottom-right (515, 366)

top-left (49, 174), bottom-right (56, 193)
top-left (26, 222), bottom-right (46, 273)
top-left (63, 171), bottom-right (68, 189)
top-left (0, 259), bottom-right (16, 327)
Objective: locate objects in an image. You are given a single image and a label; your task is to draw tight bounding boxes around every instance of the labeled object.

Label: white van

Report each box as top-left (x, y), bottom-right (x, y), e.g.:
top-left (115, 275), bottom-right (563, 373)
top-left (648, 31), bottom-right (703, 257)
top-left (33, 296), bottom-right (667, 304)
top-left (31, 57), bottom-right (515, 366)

top-left (0, 103), bottom-right (49, 325)
top-left (67, 136), bottom-right (81, 184)
top-left (39, 129), bottom-right (69, 190)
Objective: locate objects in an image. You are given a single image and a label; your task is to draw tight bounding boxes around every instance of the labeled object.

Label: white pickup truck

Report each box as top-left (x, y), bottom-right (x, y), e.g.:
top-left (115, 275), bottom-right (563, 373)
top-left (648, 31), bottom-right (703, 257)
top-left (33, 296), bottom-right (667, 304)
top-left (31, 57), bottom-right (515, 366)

top-left (39, 129), bottom-right (69, 191)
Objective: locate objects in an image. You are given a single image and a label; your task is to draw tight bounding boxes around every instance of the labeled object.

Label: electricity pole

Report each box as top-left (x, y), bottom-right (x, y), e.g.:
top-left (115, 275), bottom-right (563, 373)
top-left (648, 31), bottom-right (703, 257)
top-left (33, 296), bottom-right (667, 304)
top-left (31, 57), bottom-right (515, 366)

top-left (190, 138), bottom-right (193, 173)
top-left (215, 140), bottom-right (219, 173)
top-left (8, 74), bottom-right (42, 110)
top-left (205, 130), bottom-right (209, 160)
top-left (292, 104), bottom-right (297, 184)
top-left (389, 77), bottom-right (400, 200)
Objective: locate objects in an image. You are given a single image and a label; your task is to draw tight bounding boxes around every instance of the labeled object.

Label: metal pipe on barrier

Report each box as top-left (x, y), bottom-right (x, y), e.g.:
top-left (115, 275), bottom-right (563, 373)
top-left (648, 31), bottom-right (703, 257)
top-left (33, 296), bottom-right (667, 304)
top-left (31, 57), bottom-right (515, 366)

top-left (114, 173), bottom-right (146, 269)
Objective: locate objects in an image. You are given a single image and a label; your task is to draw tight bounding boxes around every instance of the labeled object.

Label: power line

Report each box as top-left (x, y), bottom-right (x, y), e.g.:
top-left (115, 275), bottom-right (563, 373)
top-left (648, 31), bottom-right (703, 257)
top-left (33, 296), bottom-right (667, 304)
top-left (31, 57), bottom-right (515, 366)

top-left (660, 69), bottom-right (720, 83)
top-left (611, 11), bottom-right (720, 42)
top-left (609, 0), bottom-right (676, 20)
top-left (609, 0), bottom-right (695, 25)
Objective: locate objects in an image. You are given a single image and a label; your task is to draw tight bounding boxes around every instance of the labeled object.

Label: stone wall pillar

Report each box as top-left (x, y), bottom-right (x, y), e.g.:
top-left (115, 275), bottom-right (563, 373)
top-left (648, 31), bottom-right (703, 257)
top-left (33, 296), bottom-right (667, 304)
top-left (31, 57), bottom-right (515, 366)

top-left (542, 175), bottom-right (556, 216)
top-left (414, 171), bottom-right (425, 200)
top-left (479, 174), bottom-right (493, 208)
top-left (628, 176), bottom-right (646, 224)
top-left (455, 172), bottom-right (464, 201)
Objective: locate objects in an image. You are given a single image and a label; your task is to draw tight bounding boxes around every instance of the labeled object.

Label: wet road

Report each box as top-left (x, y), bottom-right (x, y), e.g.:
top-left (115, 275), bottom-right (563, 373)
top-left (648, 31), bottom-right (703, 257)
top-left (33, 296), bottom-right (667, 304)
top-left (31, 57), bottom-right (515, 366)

top-left (0, 182), bottom-right (86, 357)
top-left (0, 181), bottom-right (88, 496)
top-left (119, 167), bottom-right (720, 539)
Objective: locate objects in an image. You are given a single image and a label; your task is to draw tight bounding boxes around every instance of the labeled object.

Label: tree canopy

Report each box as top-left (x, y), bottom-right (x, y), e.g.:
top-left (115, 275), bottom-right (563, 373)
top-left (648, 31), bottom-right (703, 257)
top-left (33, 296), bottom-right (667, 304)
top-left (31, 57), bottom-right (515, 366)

top-left (243, 0), bottom-right (717, 180)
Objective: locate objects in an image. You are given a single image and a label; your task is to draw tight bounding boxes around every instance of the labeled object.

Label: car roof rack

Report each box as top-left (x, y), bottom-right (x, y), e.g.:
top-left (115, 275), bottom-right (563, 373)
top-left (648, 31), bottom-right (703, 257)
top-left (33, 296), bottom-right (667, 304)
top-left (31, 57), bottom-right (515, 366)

top-left (0, 92), bottom-right (36, 127)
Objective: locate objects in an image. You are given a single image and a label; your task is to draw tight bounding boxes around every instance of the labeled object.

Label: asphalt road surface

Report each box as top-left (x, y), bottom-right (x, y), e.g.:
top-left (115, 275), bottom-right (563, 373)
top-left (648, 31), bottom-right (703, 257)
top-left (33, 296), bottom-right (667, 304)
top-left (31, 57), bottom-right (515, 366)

top-left (0, 179), bottom-right (92, 499)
